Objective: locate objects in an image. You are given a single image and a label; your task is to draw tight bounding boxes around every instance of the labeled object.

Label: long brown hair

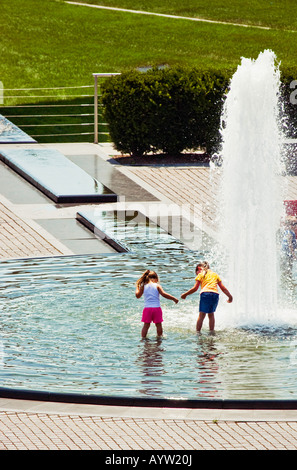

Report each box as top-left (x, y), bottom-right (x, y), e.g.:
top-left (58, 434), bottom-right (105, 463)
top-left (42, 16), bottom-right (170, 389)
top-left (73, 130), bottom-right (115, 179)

top-left (136, 269), bottom-right (159, 288)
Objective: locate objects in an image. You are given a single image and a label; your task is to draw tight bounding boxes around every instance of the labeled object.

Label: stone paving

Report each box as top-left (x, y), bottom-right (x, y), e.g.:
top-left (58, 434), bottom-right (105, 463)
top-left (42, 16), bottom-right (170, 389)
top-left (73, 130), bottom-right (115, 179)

top-left (1, 403), bottom-right (297, 450)
top-left (1, 142), bottom-right (297, 451)
top-left (0, 199), bottom-right (69, 259)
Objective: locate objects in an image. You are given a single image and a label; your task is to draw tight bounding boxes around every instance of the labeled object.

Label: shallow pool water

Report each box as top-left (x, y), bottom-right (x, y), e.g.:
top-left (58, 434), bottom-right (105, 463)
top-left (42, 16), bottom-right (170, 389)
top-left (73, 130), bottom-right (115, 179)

top-left (1, 241), bottom-right (297, 401)
top-left (0, 114), bottom-right (36, 143)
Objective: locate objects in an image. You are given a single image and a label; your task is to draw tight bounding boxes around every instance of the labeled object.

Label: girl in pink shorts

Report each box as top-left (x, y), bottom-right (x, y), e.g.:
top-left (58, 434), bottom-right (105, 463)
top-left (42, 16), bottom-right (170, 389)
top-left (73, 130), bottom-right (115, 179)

top-left (135, 270), bottom-right (179, 338)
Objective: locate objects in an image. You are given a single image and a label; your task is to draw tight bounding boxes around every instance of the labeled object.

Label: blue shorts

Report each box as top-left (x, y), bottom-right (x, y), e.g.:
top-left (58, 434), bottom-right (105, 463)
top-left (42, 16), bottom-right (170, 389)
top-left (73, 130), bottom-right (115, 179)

top-left (199, 292), bottom-right (219, 314)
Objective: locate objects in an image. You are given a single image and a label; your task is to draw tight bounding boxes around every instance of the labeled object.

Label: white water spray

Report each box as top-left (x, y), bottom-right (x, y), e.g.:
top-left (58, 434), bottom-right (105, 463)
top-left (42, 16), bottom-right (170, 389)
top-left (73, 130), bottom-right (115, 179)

top-left (218, 50), bottom-right (285, 326)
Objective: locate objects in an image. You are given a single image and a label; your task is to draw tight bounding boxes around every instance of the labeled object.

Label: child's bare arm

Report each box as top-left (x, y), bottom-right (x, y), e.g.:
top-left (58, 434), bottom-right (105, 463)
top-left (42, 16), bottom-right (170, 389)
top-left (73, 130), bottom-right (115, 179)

top-left (135, 284), bottom-right (144, 298)
top-left (157, 285), bottom-right (179, 303)
top-left (218, 281), bottom-right (233, 303)
top-left (181, 281), bottom-right (200, 299)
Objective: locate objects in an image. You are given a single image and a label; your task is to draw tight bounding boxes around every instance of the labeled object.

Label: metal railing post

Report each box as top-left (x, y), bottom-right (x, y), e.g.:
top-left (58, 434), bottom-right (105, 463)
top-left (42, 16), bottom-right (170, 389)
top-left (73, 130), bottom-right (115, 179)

top-left (0, 81), bottom-right (3, 105)
top-left (93, 74), bottom-right (99, 144)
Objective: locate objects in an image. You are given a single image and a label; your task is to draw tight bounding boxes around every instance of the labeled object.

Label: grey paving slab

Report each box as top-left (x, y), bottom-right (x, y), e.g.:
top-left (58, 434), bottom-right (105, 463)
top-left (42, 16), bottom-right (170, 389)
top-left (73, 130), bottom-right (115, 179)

top-left (35, 218), bottom-right (116, 254)
top-left (0, 148), bottom-right (118, 203)
top-left (55, 237), bottom-right (116, 254)
top-left (68, 154), bottom-right (159, 202)
top-left (0, 160), bottom-right (50, 205)
top-left (35, 217), bottom-right (96, 240)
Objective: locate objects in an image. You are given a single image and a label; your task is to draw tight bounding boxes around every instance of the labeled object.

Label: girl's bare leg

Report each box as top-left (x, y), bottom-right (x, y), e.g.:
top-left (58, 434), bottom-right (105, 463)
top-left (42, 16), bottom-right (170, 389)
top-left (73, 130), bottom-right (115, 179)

top-left (141, 323), bottom-right (150, 338)
top-left (196, 312), bottom-right (206, 331)
top-left (156, 323), bottom-right (163, 337)
top-left (208, 313), bottom-right (215, 331)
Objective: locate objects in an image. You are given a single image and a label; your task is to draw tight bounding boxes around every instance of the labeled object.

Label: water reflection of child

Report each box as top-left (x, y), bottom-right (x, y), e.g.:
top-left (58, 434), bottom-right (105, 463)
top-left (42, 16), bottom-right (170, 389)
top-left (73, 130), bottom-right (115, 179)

top-left (135, 270), bottom-right (179, 338)
top-left (181, 261), bottom-right (233, 332)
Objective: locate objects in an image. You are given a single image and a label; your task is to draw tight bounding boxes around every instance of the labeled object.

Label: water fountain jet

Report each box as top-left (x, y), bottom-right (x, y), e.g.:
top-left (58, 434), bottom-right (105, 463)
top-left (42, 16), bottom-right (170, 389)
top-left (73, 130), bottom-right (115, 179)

top-left (218, 50), bottom-right (286, 327)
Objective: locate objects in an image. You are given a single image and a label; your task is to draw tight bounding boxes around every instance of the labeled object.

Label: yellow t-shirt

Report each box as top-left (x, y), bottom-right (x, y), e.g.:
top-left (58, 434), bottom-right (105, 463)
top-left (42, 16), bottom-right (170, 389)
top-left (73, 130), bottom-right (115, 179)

top-left (195, 270), bottom-right (221, 294)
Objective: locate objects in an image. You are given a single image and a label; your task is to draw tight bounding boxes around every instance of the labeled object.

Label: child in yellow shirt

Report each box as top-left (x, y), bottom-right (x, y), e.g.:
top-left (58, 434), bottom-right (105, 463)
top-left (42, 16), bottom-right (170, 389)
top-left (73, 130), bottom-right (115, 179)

top-left (181, 261), bottom-right (233, 332)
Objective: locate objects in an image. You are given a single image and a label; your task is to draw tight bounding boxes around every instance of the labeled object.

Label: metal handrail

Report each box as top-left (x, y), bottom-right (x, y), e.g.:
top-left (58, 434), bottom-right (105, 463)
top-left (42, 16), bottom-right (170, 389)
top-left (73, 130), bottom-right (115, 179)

top-left (0, 77), bottom-right (121, 142)
top-left (0, 84), bottom-right (94, 141)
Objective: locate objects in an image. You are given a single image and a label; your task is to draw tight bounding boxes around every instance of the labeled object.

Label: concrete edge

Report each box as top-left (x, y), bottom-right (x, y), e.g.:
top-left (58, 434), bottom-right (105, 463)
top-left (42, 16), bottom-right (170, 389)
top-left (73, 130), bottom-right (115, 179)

top-left (1, 397), bottom-right (297, 422)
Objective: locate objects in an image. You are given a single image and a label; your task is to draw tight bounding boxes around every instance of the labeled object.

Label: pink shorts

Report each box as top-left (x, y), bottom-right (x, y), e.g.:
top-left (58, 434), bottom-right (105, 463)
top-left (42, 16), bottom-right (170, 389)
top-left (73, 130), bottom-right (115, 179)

top-left (142, 307), bottom-right (163, 324)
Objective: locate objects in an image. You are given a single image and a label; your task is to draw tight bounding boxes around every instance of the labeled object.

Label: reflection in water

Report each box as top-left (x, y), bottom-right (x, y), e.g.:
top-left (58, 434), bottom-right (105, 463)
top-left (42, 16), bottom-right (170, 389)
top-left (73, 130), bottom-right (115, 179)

top-left (136, 337), bottom-right (165, 396)
top-left (135, 333), bottom-right (223, 399)
top-left (194, 333), bottom-right (221, 398)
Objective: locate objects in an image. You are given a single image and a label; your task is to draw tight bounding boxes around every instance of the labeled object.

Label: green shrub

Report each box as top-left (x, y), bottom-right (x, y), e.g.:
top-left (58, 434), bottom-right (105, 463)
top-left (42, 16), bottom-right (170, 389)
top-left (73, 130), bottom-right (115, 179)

top-left (279, 67), bottom-right (297, 174)
top-left (280, 67), bottom-right (297, 139)
top-left (101, 67), bottom-right (230, 157)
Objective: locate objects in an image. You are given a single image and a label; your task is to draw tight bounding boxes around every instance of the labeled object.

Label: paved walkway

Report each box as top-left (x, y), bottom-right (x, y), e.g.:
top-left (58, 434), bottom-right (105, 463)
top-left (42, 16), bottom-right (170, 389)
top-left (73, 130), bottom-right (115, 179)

top-left (1, 399), bottom-right (297, 450)
top-left (1, 142), bottom-right (297, 450)
top-left (0, 199), bottom-right (68, 259)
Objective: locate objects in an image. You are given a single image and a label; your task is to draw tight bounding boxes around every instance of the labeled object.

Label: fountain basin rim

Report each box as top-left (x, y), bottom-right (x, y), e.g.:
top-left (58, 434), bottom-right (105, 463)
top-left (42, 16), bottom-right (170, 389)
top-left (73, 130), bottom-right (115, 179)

top-left (1, 387), bottom-right (297, 410)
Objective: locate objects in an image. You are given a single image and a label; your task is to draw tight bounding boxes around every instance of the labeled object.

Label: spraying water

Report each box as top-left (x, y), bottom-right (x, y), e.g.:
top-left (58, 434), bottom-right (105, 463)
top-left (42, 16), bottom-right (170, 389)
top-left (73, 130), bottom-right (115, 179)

top-left (218, 50), bottom-right (286, 327)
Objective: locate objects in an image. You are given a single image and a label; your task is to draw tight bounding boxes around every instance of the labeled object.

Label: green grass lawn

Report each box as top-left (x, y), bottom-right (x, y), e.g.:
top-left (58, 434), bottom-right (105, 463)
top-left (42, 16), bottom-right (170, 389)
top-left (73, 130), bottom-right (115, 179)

top-left (1, 0), bottom-right (296, 89)
top-left (0, 0), bottom-right (296, 142)
top-left (74, 0), bottom-right (297, 31)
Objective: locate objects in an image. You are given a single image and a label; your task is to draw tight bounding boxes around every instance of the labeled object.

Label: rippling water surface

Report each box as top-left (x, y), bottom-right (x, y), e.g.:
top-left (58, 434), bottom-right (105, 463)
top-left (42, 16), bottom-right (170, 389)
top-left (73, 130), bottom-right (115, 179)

top-left (1, 243), bottom-right (297, 401)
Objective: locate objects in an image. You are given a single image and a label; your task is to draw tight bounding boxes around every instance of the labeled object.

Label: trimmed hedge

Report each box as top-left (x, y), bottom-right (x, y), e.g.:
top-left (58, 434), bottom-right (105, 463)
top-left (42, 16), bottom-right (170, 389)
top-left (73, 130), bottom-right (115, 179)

top-left (101, 67), bottom-right (230, 157)
top-left (280, 68), bottom-right (297, 174)
top-left (101, 66), bottom-right (297, 158)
